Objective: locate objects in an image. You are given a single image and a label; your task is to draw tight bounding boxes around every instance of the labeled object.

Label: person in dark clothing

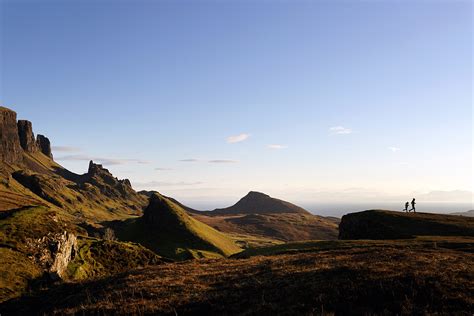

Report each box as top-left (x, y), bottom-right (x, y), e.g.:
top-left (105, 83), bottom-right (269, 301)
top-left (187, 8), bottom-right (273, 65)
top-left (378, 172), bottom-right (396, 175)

top-left (404, 201), bottom-right (409, 212)
top-left (410, 198), bottom-right (416, 212)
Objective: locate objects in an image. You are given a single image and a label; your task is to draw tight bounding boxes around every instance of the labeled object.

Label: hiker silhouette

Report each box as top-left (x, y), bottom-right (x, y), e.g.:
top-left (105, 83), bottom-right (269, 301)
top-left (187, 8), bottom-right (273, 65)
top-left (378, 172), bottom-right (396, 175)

top-left (410, 198), bottom-right (416, 212)
top-left (404, 201), bottom-right (409, 212)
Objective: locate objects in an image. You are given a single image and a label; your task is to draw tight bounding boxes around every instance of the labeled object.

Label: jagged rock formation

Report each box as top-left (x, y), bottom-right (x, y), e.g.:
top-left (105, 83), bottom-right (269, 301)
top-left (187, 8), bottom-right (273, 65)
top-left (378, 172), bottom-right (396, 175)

top-left (36, 134), bottom-right (53, 159)
top-left (0, 107), bottom-right (23, 163)
top-left (17, 120), bottom-right (39, 153)
top-left (83, 161), bottom-right (136, 200)
top-left (213, 191), bottom-right (310, 215)
top-left (338, 210), bottom-right (474, 240)
top-left (0, 107), bottom-right (54, 165)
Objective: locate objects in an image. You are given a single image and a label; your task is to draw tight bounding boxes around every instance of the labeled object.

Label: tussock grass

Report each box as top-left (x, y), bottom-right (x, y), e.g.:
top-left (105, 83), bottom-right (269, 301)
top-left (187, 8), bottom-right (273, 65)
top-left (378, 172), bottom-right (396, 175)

top-left (3, 246), bottom-right (473, 315)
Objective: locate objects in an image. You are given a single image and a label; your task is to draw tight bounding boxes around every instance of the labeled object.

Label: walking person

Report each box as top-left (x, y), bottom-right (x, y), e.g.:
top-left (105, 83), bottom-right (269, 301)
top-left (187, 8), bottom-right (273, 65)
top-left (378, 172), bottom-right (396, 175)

top-left (410, 198), bottom-right (416, 212)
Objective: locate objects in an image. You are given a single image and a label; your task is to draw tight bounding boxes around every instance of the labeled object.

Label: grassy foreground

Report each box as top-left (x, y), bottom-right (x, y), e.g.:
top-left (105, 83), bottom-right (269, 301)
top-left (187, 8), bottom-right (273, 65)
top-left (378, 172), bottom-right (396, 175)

top-left (2, 245), bottom-right (473, 315)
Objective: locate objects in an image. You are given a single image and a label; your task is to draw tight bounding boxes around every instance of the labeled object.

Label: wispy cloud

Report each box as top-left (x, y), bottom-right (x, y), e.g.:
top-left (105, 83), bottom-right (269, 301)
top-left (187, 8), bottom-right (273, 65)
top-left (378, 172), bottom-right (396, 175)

top-left (208, 159), bottom-right (238, 163)
top-left (52, 146), bottom-right (81, 152)
top-left (134, 181), bottom-right (203, 188)
top-left (155, 167), bottom-right (173, 171)
top-left (267, 144), bottom-right (287, 150)
top-left (56, 155), bottom-right (151, 165)
top-left (179, 158), bottom-right (200, 162)
top-left (329, 126), bottom-right (352, 135)
top-left (388, 147), bottom-right (401, 152)
top-left (226, 133), bottom-right (250, 143)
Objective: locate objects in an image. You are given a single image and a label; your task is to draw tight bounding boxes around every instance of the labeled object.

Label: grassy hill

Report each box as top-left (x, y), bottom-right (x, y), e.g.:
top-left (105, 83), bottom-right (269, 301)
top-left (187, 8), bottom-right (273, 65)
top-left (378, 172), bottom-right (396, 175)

top-left (339, 210), bottom-right (474, 240)
top-left (115, 193), bottom-right (241, 260)
top-left (3, 244), bottom-right (472, 315)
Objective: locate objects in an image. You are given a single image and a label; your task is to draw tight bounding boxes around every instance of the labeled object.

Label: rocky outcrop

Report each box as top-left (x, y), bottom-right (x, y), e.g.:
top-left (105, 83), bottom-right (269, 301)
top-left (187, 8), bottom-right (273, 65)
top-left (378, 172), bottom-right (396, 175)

top-left (212, 191), bottom-right (310, 215)
top-left (36, 134), bottom-right (53, 159)
top-left (50, 232), bottom-right (77, 279)
top-left (84, 161), bottom-right (135, 199)
top-left (26, 231), bottom-right (77, 280)
top-left (17, 120), bottom-right (39, 153)
top-left (0, 107), bottom-right (22, 163)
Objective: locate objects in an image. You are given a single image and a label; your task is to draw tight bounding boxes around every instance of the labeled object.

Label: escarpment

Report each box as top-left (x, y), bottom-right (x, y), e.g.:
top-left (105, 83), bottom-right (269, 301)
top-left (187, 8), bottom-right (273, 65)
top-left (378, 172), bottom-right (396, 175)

top-left (0, 107), bottom-right (23, 164)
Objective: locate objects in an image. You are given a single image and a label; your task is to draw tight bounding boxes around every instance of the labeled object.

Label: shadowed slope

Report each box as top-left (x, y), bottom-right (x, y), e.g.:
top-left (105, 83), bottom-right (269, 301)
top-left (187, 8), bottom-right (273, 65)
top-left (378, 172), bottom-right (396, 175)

top-left (117, 194), bottom-right (241, 260)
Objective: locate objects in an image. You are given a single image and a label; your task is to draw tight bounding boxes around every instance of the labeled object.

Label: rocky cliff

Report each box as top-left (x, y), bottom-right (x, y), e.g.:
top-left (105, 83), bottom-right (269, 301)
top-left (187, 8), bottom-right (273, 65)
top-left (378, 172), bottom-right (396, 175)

top-left (17, 120), bottom-right (39, 153)
top-left (36, 134), bottom-right (53, 159)
top-left (0, 107), bottom-right (23, 163)
top-left (0, 107), bottom-right (54, 164)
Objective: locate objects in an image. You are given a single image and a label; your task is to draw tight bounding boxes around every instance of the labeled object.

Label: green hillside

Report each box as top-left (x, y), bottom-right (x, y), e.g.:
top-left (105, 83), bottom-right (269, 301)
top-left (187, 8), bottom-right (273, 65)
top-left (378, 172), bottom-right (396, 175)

top-left (117, 193), bottom-right (241, 260)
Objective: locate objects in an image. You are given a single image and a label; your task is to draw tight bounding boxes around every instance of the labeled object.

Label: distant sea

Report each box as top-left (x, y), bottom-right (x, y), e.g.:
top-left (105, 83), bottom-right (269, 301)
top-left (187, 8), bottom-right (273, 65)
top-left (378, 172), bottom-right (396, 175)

top-left (300, 202), bottom-right (474, 218)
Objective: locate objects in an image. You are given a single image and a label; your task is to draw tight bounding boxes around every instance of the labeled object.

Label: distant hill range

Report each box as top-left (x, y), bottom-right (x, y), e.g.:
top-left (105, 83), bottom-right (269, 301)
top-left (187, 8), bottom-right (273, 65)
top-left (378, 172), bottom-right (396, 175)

top-left (450, 210), bottom-right (474, 217)
top-left (339, 210), bottom-right (474, 240)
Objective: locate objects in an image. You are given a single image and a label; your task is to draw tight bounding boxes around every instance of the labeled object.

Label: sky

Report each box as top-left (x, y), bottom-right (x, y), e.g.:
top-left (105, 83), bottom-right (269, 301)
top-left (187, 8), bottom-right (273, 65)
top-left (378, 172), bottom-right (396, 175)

top-left (1, 0), bottom-right (472, 210)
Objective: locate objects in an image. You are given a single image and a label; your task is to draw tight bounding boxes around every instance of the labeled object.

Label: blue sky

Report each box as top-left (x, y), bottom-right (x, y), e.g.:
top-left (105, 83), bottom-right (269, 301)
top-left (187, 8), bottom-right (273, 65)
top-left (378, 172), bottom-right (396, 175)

top-left (1, 0), bottom-right (472, 208)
